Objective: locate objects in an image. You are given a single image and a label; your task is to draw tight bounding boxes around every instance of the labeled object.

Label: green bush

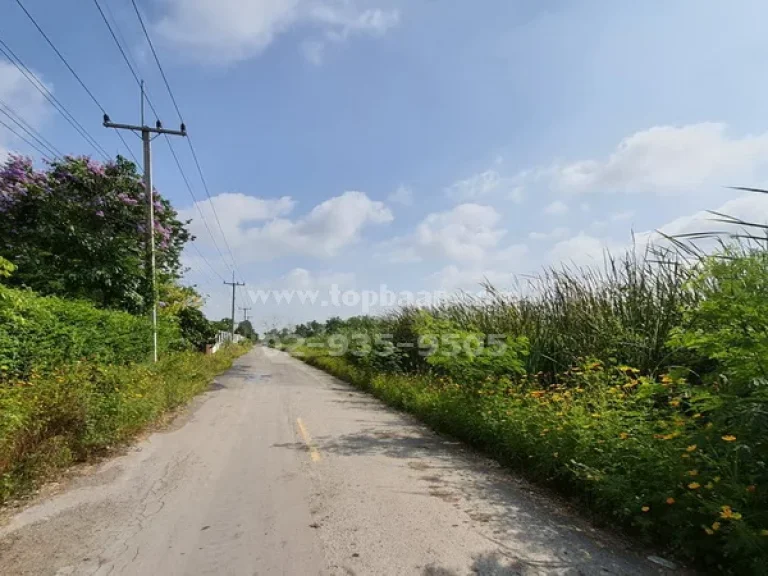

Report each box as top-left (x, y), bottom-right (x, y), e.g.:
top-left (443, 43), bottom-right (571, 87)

top-left (0, 281), bottom-right (180, 380)
top-left (0, 343), bottom-right (250, 504)
top-left (177, 306), bottom-right (216, 351)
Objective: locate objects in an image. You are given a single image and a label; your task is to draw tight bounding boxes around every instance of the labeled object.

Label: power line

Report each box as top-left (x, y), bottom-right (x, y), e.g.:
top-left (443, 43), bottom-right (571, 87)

top-left (165, 137), bottom-right (233, 276)
top-left (90, 0), bottom-right (233, 281)
top-left (0, 38), bottom-right (110, 160)
top-left (92, 0), bottom-right (160, 125)
top-left (9, 2), bottom-right (138, 165)
top-left (129, 0), bottom-right (183, 123)
top-left (189, 241), bottom-right (227, 283)
top-left (92, 0), bottom-right (141, 87)
top-left (102, 0), bottom-right (142, 78)
top-left (13, 0), bottom-right (105, 114)
top-left (129, 0), bottom-right (243, 282)
top-left (0, 100), bottom-right (62, 158)
top-left (184, 139), bottom-right (242, 279)
top-left (0, 116), bottom-right (51, 159)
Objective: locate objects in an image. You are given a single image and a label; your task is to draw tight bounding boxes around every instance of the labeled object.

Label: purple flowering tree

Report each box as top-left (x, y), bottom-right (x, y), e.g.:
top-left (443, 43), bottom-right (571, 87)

top-left (0, 154), bottom-right (190, 313)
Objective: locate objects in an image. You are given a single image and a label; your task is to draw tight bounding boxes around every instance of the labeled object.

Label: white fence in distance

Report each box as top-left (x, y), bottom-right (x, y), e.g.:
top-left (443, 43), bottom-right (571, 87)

top-left (211, 330), bottom-right (245, 354)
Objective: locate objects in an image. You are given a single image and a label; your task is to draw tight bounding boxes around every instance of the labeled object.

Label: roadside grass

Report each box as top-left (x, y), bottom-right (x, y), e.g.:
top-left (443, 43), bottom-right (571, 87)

top-left (298, 349), bottom-right (767, 574)
top-left (0, 344), bottom-right (250, 506)
top-left (285, 242), bottom-right (768, 574)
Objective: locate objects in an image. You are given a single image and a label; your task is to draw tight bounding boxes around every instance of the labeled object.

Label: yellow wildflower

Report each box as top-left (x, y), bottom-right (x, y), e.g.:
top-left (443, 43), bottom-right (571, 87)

top-left (686, 444), bottom-right (697, 452)
top-left (619, 432), bottom-right (630, 440)
top-left (688, 470), bottom-right (698, 477)
top-left (720, 506), bottom-right (742, 520)
top-left (722, 435), bottom-right (737, 442)
top-left (641, 506), bottom-right (650, 513)
top-left (712, 522), bottom-right (721, 531)
top-left (669, 399), bottom-right (681, 408)
top-left (688, 482), bottom-right (701, 490)
top-left (666, 497), bottom-right (676, 505)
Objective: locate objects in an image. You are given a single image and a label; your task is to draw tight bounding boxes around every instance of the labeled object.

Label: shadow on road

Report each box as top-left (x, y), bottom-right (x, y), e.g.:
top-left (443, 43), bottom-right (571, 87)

top-left (271, 369), bottom-right (660, 576)
top-left (424, 552), bottom-right (523, 575)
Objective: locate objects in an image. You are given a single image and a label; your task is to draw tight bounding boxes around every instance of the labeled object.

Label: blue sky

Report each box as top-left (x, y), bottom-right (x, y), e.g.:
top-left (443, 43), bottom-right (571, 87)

top-left (3, 0), bottom-right (768, 328)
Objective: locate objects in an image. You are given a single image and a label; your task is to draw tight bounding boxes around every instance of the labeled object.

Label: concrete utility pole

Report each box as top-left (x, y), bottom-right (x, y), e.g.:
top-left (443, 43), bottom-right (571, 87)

top-left (239, 306), bottom-right (252, 322)
top-left (103, 82), bottom-right (186, 363)
top-left (224, 272), bottom-right (245, 341)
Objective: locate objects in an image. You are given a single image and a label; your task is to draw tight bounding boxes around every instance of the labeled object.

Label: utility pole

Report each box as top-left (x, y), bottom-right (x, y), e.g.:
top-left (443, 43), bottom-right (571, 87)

top-left (224, 272), bottom-right (245, 341)
top-left (103, 82), bottom-right (186, 362)
top-left (239, 306), bottom-right (252, 322)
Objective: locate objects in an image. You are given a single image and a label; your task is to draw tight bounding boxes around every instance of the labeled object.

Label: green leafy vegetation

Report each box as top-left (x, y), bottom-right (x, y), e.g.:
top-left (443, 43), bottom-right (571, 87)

top-left (0, 342), bottom-right (249, 505)
top-left (0, 155), bottom-right (189, 313)
top-left (0, 278), bottom-right (177, 379)
top-left (288, 243), bottom-right (768, 574)
top-left (0, 152), bottom-right (238, 505)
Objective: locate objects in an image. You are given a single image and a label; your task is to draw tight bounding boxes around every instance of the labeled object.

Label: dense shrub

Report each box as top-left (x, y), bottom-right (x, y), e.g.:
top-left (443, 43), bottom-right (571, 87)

top-left (0, 279), bottom-right (179, 380)
top-left (177, 306), bottom-right (216, 351)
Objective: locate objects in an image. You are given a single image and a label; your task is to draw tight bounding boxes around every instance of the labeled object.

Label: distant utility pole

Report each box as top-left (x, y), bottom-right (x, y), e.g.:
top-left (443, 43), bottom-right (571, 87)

top-left (239, 306), bottom-right (252, 322)
top-left (224, 272), bottom-right (245, 341)
top-left (103, 82), bottom-right (186, 363)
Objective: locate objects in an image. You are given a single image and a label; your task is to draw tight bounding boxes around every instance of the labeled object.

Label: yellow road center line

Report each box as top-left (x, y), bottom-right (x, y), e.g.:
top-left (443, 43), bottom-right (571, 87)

top-left (296, 417), bottom-right (321, 462)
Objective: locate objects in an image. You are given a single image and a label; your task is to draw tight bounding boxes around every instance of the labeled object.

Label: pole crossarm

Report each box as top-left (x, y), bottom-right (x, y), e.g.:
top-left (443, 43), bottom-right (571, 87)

top-left (225, 277), bottom-right (246, 341)
top-left (103, 119), bottom-right (186, 137)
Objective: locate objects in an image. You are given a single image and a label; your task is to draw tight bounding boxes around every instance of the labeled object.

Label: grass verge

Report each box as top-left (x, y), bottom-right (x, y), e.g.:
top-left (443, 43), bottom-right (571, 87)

top-left (0, 343), bottom-right (250, 506)
top-left (297, 349), bottom-right (768, 575)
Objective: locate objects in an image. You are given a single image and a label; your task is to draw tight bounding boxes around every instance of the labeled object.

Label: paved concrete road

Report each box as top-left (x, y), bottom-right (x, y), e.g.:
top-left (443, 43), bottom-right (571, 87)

top-left (0, 348), bottom-right (668, 576)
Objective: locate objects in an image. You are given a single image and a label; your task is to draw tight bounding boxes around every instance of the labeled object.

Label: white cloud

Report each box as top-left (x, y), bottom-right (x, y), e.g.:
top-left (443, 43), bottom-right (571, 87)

top-left (261, 267), bottom-right (355, 290)
top-left (637, 192), bottom-right (768, 249)
top-left (508, 186), bottom-right (525, 203)
top-left (152, 0), bottom-right (399, 65)
top-left (445, 169), bottom-right (503, 200)
top-left (553, 123), bottom-right (768, 195)
top-left (445, 168), bottom-right (526, 203)
top-left (386, 203), bottom-right (507, 264)
top-left (590, 210), bottom-right (636, 231)
top-left (529, 226), bottom-right (570, 241)
top-left (387, 185), bottom-right (413, 206)
top-left (610, 210), bottom-right (635, 222)
top-left (543, 200), bottom-right (568, 215)
top-left (301, 39), bottom-right (326, 65)
top-left (548, 192), bottom-right (768, 271)
top-left (241, 267), bottom-right (357, 328)
top-left (0, 60), bottom-right (52, 161)
top-left (182, 190), bottom-right (392, 262)
top-left (180, 191), bottom-right (294, 243)
top-left (548, 232), bottom-right (623, 268)
top-left (431, 265), bottom-right (520, 293)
